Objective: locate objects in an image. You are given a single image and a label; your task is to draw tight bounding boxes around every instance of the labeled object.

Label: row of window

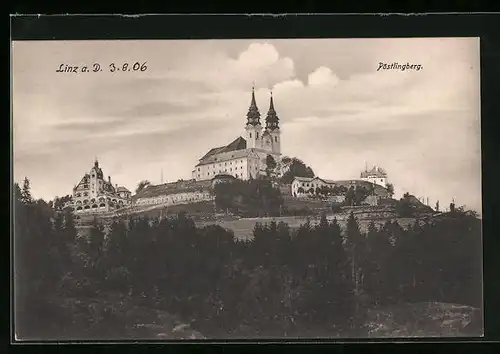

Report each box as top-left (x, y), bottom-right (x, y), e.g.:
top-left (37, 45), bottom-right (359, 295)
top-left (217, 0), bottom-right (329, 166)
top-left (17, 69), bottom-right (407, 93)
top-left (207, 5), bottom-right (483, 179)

top-left (198, 159), bottom-right (247, 172)
top-left (75, 203), bottom-right (123, 211)
top-left (249, 133), bottom-right (279, 142)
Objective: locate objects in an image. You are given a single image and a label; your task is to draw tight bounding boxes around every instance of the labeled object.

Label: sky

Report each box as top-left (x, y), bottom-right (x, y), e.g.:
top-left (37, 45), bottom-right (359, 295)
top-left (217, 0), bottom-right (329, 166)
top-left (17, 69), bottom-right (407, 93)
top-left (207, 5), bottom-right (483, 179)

top-left (12, 38), bottom-right (481, 213)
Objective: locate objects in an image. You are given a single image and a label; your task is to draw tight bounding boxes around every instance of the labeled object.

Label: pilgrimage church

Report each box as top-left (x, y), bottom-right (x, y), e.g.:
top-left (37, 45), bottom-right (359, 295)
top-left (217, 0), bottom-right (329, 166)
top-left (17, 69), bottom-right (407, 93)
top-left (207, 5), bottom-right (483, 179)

top-left (192, 87), bottom-right (282, 181)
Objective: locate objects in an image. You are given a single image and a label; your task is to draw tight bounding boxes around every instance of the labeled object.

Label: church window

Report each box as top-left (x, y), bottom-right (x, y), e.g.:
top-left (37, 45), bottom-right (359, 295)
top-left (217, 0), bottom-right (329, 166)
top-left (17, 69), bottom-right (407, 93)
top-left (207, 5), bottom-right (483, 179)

top-left (84, 184), bottom-right (89, 189)
top-left (275, 136), bottom-right (278, 142)
top-left (256, 132), bottom-right (259, 138)
top-left (225, 162), bottom-right (227, 166)
top-left (230, 168), bottom-right (232, 171)
top-left (84, 192), bottom-right (88, 196)
top-left (198, 168), bottom-right (200, 171)
top-left (249, 133), bottom-right (252, 138)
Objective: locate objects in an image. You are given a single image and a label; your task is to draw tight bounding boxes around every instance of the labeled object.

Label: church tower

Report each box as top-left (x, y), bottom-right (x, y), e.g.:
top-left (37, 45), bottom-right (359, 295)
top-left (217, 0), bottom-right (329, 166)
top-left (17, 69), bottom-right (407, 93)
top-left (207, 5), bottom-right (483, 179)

top-left (265, 91), bottom-right (281, 155)
top-left (245, 86), bottom-right (263, 149)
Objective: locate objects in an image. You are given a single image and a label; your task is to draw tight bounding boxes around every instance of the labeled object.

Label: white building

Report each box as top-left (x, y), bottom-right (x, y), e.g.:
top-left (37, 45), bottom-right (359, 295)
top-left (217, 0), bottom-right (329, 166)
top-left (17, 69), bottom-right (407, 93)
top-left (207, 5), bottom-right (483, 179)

top-left (66, 159), bottom-right (131, 214)
top-left (290, 176), bottom-right (391, 199)
top-left (192, 87), bottom-right (282, 181)
top-left (132, 179), bottom-right (214, 207)
top-left (291, 176), bottom-right (340, 197)
top-left (360, 165), bottom-right (388, 188)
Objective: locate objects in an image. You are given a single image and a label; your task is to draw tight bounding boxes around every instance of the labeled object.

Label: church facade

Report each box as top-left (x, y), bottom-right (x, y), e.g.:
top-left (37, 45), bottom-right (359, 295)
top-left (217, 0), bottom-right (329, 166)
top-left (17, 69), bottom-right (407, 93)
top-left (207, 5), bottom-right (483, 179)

top-left (192, 87), bottom-right (282, 181)
top-left (66, 159), bottom-right (132, 214)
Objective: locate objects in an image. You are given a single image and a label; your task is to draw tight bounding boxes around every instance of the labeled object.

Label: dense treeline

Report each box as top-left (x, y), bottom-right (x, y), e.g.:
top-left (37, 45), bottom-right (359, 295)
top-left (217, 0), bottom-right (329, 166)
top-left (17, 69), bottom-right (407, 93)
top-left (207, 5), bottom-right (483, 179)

top-left (14, 178), bottom-right (482, 339)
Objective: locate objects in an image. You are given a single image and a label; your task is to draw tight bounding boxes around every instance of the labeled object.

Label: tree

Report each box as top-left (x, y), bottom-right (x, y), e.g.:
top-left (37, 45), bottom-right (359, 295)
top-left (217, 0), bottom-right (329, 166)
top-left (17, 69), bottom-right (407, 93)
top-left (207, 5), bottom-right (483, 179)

top-left (135, 180), bottom-right (151, 194)
top-left (21, 177), bottom-right (33, 204)
top-left (53, 195), bottom-right (73, 211)
top-left (345, 186), bottom-right (355, 206)
top-left (265, 155), bottom-right (277, 181)
top-left (396, 194), bottom-right (416, 217)
top-left (280, 157), bottom-right (315, 184)
top-left (354, 186), bottom-right (369, 206)
top-left (386, 183), bottom-right (394, 198)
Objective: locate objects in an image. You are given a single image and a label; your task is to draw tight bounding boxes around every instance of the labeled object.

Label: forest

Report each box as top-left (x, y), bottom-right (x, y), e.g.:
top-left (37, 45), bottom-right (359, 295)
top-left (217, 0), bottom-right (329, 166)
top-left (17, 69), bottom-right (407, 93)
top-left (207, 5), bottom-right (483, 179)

top-left (14, 178), bottom-right (482, 339)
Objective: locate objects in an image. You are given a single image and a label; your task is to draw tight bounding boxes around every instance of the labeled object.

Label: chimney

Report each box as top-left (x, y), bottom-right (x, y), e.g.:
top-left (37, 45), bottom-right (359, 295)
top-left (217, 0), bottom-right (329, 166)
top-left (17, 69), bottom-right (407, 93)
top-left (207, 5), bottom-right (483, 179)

top-left (108, 176), bottom-right (111, 183)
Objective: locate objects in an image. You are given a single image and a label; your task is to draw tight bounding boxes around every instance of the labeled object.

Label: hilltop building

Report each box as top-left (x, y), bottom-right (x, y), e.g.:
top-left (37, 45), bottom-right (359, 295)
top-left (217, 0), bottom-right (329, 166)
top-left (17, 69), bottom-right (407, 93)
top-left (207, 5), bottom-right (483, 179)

top-left (66, 159), bottom-right (131, 213)
top-left (360, 165), bottom-right (388, 188)
top-left (192, 87), bottom-right (282, 181)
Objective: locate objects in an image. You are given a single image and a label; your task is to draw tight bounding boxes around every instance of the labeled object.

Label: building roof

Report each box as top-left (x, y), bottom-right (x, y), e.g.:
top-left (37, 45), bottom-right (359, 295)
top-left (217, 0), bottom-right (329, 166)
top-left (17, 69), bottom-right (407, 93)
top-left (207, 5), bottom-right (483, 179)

top-left (360, 166), bottom-right (387, 178)
top-left (196, 145), bottom-right (259, 167)
top-left (116, 186), bottom-right (130, 193)
top-left (132, 179), bottom-right (213, 200)
top-left (197, 136), bottom-right (248, 166)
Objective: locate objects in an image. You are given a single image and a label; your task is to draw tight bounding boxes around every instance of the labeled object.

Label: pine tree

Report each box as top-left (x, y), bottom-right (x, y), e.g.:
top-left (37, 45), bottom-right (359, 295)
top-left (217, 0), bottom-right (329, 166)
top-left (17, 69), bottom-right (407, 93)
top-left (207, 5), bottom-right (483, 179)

top-left (21, 177), bottom-right (33, 204)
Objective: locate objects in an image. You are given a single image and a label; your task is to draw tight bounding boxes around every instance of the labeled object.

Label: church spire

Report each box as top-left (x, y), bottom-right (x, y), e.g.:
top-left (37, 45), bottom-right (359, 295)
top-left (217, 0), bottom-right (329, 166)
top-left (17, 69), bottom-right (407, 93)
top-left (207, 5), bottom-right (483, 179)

top-left (94, 156), bottom-right (99, 168)
top-left (246, 85), bottom-right (261, 126)
top-left (265, 91), bottom-right (279, 130)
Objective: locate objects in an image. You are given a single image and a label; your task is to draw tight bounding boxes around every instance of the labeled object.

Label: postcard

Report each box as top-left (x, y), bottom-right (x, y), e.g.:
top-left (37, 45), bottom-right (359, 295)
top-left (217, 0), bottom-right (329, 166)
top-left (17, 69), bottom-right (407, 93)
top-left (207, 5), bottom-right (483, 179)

top-left (11, 29), bottom-right (483, 341)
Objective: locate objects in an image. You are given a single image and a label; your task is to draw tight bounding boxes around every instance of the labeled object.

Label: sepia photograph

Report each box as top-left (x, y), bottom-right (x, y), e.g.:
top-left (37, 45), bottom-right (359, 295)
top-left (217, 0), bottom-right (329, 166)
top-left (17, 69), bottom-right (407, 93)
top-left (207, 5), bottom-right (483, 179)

top-left (12, 37), bottom-right (483, 340)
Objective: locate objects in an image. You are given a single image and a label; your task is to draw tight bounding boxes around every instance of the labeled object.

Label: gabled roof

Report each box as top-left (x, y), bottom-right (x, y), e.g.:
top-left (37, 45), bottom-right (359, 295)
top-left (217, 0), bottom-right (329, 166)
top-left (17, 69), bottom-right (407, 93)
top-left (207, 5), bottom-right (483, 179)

top-left (198, 136), bottom-right (247, 163)
top-left (199, 146), bottom-right (226, 161)
top-left (117, 186), bottom-right (130, 193)
top-left (223, 136), bottom-right (247, 152)
top-left (360, 166), bottom-right (387, 178)
top-left (195, 147), bottom-right (258, 167)
top-left (197, 137), bottom-right (250, 166)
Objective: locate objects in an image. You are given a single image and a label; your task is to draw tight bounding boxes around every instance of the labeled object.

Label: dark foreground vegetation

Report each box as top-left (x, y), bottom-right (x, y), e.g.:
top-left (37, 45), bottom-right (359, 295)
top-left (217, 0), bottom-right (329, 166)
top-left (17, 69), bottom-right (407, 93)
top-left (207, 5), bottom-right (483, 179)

top-left (14, 178), bottom-right (482, 339)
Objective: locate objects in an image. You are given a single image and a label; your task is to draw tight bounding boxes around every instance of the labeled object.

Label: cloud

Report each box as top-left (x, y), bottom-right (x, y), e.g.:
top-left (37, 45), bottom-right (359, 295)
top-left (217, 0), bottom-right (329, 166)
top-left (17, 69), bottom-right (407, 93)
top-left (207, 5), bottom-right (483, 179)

top-left (307, 66), bottom-right (340, 87)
